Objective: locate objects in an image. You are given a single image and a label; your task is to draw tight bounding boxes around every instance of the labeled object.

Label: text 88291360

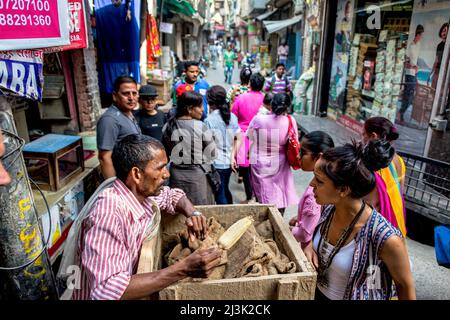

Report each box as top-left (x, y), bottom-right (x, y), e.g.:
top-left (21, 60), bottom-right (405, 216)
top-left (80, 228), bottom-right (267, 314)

top-left (0, 13), bottom-right (52, 26)
top-left (0, 0), bottom-right (51, 11)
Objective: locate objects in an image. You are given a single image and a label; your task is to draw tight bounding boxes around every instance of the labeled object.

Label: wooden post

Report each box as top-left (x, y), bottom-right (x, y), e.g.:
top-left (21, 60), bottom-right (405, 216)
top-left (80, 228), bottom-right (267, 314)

top-left (277, 278), bottom-right (300, 300)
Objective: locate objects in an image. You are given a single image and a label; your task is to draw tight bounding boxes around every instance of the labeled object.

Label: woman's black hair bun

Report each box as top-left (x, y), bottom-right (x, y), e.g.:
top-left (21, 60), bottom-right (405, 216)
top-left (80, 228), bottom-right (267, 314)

top-left (361, 139), bottom-right (395, 172)
top-left (386, 126), bottom-right (400, 141)
top-left (271, 92), bottom-right (291, 115)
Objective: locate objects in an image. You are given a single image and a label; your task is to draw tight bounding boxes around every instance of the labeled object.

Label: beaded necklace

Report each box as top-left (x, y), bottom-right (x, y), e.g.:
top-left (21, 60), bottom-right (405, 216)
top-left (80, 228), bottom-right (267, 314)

top-left (316, 201), bottom-right (366, 288)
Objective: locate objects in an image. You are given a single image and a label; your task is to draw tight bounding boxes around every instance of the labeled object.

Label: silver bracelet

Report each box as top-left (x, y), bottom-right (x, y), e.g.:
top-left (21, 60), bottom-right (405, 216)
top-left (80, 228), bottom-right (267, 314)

top-left (191, 210), bottom-right (202, 217)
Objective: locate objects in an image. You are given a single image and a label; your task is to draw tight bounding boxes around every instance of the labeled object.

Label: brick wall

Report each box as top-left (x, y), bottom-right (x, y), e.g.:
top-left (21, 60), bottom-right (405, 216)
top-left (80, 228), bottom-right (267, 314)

top-left (70, 12), bottom-right (102, 132)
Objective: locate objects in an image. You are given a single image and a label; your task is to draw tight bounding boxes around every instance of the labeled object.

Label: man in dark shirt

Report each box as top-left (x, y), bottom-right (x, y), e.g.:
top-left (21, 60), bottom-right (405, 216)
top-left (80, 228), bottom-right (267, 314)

top-left (134, 85), bottom-right (167, 141)
top-left (173, 61), bottom-right (210, 120)
top-left (97, 76), bottom-right (142, 179)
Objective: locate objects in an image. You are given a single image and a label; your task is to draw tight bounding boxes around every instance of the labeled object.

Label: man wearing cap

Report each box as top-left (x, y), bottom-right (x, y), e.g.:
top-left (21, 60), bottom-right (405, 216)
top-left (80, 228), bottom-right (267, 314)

top-left (134, 85), bottom-right (167, 141)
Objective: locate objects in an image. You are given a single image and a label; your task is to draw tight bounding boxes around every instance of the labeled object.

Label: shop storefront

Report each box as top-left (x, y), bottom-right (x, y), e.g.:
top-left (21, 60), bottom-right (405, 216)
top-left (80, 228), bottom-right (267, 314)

top-left (256, 1), bottom-right (304, 79)
top-left (322, 0), bottom-right (450, 156)
top-left (0, 0), bottom-right (103, 281)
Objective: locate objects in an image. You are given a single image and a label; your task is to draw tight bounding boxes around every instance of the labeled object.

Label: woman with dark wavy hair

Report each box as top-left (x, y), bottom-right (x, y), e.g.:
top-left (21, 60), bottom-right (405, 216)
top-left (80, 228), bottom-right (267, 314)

top-left (303, 141), bottom-right (415, 300)
top-left (162, 91), bottom-right (217, 205)
top-left (363, 117), bottom-right (407, 238)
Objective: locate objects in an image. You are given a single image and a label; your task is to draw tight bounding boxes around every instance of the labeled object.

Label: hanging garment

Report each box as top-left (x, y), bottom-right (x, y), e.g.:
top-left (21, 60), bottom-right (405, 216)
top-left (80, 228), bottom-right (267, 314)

top-left (95, 0), bottom-right (141, 93)
top-left (147, 14), bottom-right (161, 70)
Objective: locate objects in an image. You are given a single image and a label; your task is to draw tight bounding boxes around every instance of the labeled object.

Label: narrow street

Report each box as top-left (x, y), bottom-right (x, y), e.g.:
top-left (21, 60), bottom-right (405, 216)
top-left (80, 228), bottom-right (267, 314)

top-left (205, 65), bottom-right (450, 300)
top-left (1, 0), bottom-right (450, 303)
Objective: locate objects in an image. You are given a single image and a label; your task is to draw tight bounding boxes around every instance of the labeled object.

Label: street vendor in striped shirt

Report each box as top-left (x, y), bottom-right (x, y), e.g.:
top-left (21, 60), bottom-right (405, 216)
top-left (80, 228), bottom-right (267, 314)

top-left (68, 134), bottom-right (222, 300)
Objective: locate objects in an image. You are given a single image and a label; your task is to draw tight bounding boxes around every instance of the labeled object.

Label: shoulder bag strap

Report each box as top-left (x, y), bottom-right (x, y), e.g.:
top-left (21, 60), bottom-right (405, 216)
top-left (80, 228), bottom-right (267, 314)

top-left (287, 115), bottom-right (295, 137)
top-left (143, 199), bottom-right (161, 240)
top-left (57, 177), bottom-right (117, 279)
top-left (270, 75), bottom-right (276, 92)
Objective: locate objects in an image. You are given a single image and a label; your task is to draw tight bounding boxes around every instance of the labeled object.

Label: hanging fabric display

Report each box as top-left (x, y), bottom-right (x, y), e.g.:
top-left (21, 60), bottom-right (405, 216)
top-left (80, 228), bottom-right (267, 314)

top-left (94, 0), bottom-right (141, 93)
top-left (147, 15), bottom-right (161, 70)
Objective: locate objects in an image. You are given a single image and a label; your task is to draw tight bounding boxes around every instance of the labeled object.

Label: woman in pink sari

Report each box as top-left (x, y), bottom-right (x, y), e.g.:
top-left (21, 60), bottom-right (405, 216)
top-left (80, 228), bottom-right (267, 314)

top-left (232, 73), bottom-right (266, 202)
top-left (247, 93), bottom-right (299, 214)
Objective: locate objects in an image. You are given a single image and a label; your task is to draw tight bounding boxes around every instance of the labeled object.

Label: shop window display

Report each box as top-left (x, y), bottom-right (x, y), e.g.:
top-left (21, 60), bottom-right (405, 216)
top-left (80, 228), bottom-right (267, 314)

top-left (327, 0), bottom-right (450, 150)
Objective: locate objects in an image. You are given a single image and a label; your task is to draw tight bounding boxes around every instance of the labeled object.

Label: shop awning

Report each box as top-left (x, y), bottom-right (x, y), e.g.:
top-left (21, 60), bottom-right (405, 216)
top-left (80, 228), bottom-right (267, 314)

top-left (164, 0), bottom-right (196, 16)
top-left (256, 9), bottom-right (278, 21)
top-left (263, 15), bottom-right (301, 34)
top-left (178, 12), bottom-right (204, 25)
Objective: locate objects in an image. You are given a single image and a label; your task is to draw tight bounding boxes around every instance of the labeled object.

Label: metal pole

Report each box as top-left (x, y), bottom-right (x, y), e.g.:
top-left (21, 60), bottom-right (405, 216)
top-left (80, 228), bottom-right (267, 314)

top-left (0, 97), bottom-right (58, 300)
top-left (313, 0), bottom-right (329, 116)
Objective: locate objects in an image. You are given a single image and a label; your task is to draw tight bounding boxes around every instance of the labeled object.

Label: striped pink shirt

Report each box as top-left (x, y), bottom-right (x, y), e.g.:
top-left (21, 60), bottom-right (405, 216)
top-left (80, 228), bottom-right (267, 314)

top-left (72, 179), bottom-right (185, 300)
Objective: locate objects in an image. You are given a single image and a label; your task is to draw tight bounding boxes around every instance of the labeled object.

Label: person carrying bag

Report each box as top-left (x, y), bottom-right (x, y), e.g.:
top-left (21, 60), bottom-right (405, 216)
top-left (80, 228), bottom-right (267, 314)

top-left (286, 115), bottom-right (301, 170)
top-left (199, 164), bottom-right (221, 194)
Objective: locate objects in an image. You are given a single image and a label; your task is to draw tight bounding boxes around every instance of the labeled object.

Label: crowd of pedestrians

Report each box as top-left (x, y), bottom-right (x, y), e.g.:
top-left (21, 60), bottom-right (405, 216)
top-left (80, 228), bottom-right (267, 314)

top-left (65, 50), bottom-right (418, 300)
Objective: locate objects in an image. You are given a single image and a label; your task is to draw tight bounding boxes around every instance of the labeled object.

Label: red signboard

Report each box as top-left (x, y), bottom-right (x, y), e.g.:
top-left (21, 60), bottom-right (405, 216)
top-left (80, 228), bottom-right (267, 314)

top-left (44, 0), bottom-right (87, 52)
top-left (336, 115), bottom-right (364, 135)
top-left (0, 0), bottom-right (70, 50)
top-left (65, 0), bottom-right (87, 49)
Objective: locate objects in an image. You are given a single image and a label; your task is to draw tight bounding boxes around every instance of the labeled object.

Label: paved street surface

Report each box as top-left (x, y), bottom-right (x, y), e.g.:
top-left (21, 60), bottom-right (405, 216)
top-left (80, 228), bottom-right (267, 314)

top-left (205, 65), bottom-right (450, 300)
top-left (294, 115), bottom-right (426, 156)
top-left (206, 62), bottom-right (241, 90)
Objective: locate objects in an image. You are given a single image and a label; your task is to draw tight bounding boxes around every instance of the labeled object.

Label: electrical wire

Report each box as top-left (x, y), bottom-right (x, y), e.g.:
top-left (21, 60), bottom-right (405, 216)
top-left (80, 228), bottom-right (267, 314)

top-left (0, 129), bottom-right (53, 271)
top-left (1, 128), bottom-right (25, 172)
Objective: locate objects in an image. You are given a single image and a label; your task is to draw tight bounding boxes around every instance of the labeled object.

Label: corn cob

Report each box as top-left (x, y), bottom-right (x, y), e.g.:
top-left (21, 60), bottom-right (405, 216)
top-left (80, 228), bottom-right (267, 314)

top-left (217, 216), bottom-right (254, 250)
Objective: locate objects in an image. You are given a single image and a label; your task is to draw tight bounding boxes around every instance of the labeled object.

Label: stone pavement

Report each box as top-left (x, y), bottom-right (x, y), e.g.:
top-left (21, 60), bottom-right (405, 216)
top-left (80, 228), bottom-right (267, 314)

top-left (204, 66), bottom-right (450, 300)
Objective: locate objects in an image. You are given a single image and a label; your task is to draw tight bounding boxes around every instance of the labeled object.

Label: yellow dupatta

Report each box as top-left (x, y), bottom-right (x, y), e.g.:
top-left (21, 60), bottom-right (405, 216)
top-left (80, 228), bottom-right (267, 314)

top-left (377, 157), bottom-right (406, 237)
